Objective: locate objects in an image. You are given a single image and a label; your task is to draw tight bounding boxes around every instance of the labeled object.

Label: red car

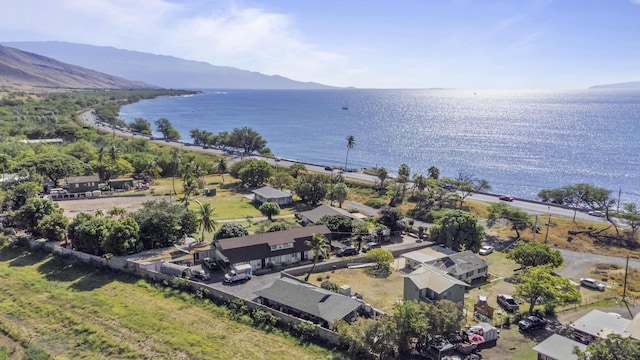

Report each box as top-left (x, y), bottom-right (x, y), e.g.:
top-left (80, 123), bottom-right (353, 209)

top-left (499, 195), bottom-right (514, 202)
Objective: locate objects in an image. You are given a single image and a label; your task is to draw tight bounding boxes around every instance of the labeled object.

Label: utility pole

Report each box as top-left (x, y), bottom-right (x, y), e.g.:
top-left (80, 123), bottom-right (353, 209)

top-left (617, 188), bottom-right (622, 213)
top-left (532, 215), bottom-right (539, 242)
top-left (544, 207), bottom-right (551, 244)
top-left (623, 255), bottom-right (629, 301)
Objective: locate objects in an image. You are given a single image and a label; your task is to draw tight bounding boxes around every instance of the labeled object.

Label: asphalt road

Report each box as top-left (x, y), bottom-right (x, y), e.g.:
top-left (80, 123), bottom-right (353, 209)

top-left (556, 248), bottom-right (640, 280)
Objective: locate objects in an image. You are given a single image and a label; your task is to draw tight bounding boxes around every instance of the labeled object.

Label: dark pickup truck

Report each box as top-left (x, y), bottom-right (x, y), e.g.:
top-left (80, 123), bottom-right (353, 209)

top-left (518, 316), bottom-right (547, 332)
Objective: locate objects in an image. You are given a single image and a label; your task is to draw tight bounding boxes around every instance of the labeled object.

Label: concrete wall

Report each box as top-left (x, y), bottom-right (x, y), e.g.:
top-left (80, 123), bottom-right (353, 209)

top-left (25, 238), bottom-right (342, 345)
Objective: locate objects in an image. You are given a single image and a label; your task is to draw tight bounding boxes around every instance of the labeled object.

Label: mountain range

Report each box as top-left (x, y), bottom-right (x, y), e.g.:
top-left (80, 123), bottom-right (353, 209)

top-left (590, 81), bottom-right (640, 89)
top-left (2, 41), bottom-right (337, 90)
top-left (0, 44), bottom-right (153, 90)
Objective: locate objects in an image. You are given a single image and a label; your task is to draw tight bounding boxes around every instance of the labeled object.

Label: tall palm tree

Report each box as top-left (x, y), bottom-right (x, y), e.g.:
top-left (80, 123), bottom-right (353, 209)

top-left (170, 148), bottom-right (181, 196)
top-left (216, 158), bottom-right (228, 183)
top-left (304, 233), bottom-right (330, 281)
top-left (195, 200), bottom-right (217, 241)
top-left (344, 135), bottom-right (355, 171)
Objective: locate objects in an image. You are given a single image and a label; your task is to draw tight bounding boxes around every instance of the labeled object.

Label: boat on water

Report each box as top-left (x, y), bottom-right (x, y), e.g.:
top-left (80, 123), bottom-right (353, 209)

top-left (341, 106), bottom-right (349, 110)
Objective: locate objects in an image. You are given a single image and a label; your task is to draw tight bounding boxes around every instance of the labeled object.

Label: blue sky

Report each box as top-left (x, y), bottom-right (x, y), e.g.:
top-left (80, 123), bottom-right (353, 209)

top-left (2, 0), bottom-right (640, 89)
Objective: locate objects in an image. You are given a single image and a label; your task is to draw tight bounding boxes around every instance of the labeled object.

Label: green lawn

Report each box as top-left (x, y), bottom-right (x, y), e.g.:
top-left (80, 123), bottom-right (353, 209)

top-left (0, 244), bottom-right (335, 359)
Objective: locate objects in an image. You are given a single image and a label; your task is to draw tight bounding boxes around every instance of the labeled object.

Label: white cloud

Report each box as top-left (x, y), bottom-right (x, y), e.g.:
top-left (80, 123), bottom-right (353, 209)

top-left (0, 0), bottom-right (356, 86)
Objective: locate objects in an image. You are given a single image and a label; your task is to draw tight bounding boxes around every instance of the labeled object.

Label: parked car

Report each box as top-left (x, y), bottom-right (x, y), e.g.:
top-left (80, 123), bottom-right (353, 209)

top-left (518, 316), bottom-right (547, 332)
top-left (362, 242), bottom-right (381, 253)
top-left (588, 210), bottom-right (605, 217)
top-left (203, 257), bottom-right (217, 270)
top-left (580, 277), bottom-right (606, 291)
top-left (499, 195), bottom-right (514, 202)
top-left (324, 166), bottom-right (333, 171)
top-left (192, 269), bottom-right (210, 281)
top-left (497, 294), bottom-right (520, 312)
top-left (336, 245), bottom-right (358, 257)
top-left (479, 245), bottom-right (494, 255)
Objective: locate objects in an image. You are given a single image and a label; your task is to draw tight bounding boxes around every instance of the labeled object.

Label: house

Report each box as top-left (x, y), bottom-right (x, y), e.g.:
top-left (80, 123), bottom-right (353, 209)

top-left (403, 265), bottom-right (469, 304)
top-left (65, 175), bottom-right (101, 193)
top-left (426, 250), bottom-right (488, 282)
top-left (626, 312), bottom-right (640, 341)
top-left (532, 334), bottom-right (587, 360)
top-left (570, 309), bottom-right (632, 344)
top-left (299, 204), bottom-right (361, 224)
top-left (251, 186), bottom-right (293, 206)
top-left (401, 246), bottom-right (488, 282)
top-left (200, 225), bottom-right (332, 270)
top-left (108, 178), bottom-right (134, 191)
top-left (255, 277), bottom-right (362, 329)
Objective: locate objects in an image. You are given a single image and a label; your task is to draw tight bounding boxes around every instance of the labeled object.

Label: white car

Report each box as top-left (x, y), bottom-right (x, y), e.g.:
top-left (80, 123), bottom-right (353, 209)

top-left (588, 210), bottom-right (605, 217)
top-left (479, 245), bottom-right (494, 255)
top-left (580, 277), bottom-right (605, 291)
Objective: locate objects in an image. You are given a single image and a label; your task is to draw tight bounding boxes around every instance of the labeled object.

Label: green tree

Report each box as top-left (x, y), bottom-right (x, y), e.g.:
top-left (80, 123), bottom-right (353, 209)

top-left (4, 180), bottom-right (42, 209)
top-left (392, 301), bottom-right (430, 354)
top-left (132, 200), bottom-right (197, 249)
top-left (229, 126), bottom-right (268, 155)
top-left (317, 215), bottom-right (355, 239)
top-left (155, 118), bottom-right (174, 139)
top-left (363, 316), bottom-right (398, 358)
top-left (258, 201), bottom-right (281, 221)
top-left (378, 206), bottom-right (402, 232)
top-left (288, 163), bottom-right (307, 178)
top-left (514, 265), bottom-right (581, 314)
top-left (293, 174), bottom-right (328, 205)
top-left (425, 300), bottom-right (464, 338)
top-left (486, 202), bottom-right (532, 239)
top-left (102, 217), bottom-right (142, 256)
top-left (429, 210), bottom-right (485, 253)
top-left (238, 160), bottom-right (273, 187)
top-left (332, 182), bottom-right (348, 208)
top-left (304, 233), bottom-right (331, 281)
top-left (18, 153), bottom-right (89, 185)
top-left (269, 171), bottom-right (295, 190)
top-left (397, 163), bottom-right (411, 201)
top-left (13, 198), bottom-right (62, 235)
top-left (214, 223), bottom-right (249, 240)
top-left (344, 135), bottom-right (355, 171)
top-left (574, 334), bottom-right (640, 360)
top-left (216, 158), bottom-right (227, 183)
top-left (128, 117), bottom-right (152, 135)
top-left (507, 241), bottom-right (563, 268)
top-left (170, 148), bottom-right (181, 196)
top-left (619, 203), bottom-right (640, 240)
top-left (36, 213), bottom-right (69, 242)
top-left (68, 213), bottom-right (114, 255)
top-left (366, 248), bottom-right (394, 276)
top-left (375, 167), bottom-right (389, 190)
top-left (195, 200), bottom-right (217, 241)
top-left (427, 166), bottom-right (440, 180)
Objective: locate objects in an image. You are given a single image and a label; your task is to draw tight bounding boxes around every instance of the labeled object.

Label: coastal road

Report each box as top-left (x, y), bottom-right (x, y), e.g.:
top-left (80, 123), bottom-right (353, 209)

top-left (79, 109), bottom-right (610, 223)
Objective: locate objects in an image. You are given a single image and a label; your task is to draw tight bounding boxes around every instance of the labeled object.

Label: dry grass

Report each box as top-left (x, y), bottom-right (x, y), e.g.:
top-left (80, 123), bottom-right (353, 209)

top-left (588, 263), bottom-right (640, 298)
top-left (305, 267), bottom-right (405, 313)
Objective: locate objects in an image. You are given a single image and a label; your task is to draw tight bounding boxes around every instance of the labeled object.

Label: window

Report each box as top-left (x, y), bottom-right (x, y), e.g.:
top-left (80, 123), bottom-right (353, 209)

top-left (270, 242), bottom-right (294, 251)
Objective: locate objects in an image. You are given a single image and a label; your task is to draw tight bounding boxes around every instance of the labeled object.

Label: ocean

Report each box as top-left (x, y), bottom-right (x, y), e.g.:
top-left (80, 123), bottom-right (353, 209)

top-left (119, 89), bottom-right (640, 204)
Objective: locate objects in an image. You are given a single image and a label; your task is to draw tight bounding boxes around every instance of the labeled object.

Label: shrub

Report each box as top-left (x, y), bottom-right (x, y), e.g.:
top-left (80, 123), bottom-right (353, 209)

top-left (320, 280), bottom-right (339, 292)
top-left (363, 198), bottom-right (387, 209)
top-left (291, 321), bottom-right (316, 343)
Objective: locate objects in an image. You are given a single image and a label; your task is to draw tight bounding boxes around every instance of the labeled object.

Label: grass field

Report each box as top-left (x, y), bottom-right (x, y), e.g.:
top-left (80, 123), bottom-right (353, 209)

top-left (0, 244), bottom-right (335, 360)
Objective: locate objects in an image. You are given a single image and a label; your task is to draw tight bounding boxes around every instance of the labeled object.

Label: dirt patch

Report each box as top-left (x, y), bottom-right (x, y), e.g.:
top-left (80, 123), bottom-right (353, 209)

top-left (57, 195), bottom-right (170, 218)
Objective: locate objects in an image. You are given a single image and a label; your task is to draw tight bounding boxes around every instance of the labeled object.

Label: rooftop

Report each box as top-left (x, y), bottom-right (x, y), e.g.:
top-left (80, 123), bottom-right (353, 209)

top-left (570, 310), bottom-right (632, 338)
top-left (532, 334), bottom-right (586, 360)
top-left (427, 250), bottom-right (487, 277)
top-left (251, 186), bottom-right (292, 199)
top-left (405, 265), bottom-right (469, 294)
top-left (299, 204), bottom-right (361, 224)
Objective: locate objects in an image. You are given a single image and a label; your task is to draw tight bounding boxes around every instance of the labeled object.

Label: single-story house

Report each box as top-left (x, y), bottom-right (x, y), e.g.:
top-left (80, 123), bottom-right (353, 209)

top-left (108, 178), bottom-right (134, 191)
top-left (403, 265), bottom-right (469, 304)
top-left (200, 225), bottom-right (332, 270)
top-left (533, 334), bottom-right (586, 360)
top-left (570, 309), bottom-right (632, 344)
top-left (255, 277), bottom-right (362, 329)
top-left (299, 204), bottom-right (362, 225)
top-left (426, 250), bottom-right (489, 282)
top-left (402, 250), bottom-right (450, 270)
top-left (65, 175), bottom-right (101, 193)
top-left (251, 186), bottom-right (293, 206)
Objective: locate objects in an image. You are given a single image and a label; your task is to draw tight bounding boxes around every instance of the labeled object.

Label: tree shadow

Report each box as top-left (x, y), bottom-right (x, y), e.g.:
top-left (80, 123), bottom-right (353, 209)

top-left (0, 245), bottom-right (35, 263)
top-left (37, 256), bottom-right (86, 283)
top-left (9, 250), bottom-right (50, 267)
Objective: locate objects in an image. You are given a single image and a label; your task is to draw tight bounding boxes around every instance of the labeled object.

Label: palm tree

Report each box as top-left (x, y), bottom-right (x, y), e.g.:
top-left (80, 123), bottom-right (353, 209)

top-left (304, 233), bottom-right (330, 281)
top-left (375, 167), bottom-right (388, 191)
top-left (195, 200), bottom-right (217, 241)
top-left (216, 158), bottom-right (227, 183)
top-left (170, 148), bottom-right (181, 196)
top-left (344, 135), bottom-right (355, 171)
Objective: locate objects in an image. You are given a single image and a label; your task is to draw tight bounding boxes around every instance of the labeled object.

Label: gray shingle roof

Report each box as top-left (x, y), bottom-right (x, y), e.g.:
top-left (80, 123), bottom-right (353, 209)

top-left (570, 309), bottom-right (631, 338)
top-left (251, 186), bottom-right (292, 199)
top-left (406, 266), bottom-right (468, 293)
top-left (532, 334), bottom-right (586, 360)
top-left (255, 277), bottom-right (362, 325)
top-left (300, 204), bottom-right (360, 224)
top-left (428, 250), bottom-right (487, 277)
